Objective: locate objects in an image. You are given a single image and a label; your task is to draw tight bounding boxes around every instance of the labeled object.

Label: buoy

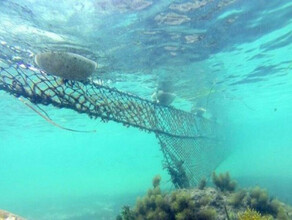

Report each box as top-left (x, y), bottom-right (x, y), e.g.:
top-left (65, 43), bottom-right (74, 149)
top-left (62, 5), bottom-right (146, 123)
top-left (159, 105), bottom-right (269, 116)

top-left (35, 51), bottom-right (97, 81)
top-left (152, 90), bottom-right (176, 106)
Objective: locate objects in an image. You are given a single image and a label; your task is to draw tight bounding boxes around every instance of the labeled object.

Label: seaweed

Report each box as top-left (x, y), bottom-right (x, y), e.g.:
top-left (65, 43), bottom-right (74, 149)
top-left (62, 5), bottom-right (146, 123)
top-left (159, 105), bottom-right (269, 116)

top-left (245, 186), bottom-right (290, 219)
top-left (212, 171), bottom-right (237, 192)
top-left (116, 206), bottom-right (135, 220)
top-left (152, 175), bottom-right (161, 188)
top-left (229, 190), bottom-right (247, 207)
top-left (198, 195), bottom-right (212, 206)
top-left (238, 208), bottom-right (271, 220)
top-left (197, 208), bottom-right (217, 220)
top-left (248, 187), bottom-right (277, 215)
top-left (198, 177), bottom-right (207, 190)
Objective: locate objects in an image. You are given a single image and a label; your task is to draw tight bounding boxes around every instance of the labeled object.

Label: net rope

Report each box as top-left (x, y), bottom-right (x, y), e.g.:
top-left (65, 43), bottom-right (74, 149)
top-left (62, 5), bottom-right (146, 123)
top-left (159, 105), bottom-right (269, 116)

top-left (0, 40), bottom-right (226, 187)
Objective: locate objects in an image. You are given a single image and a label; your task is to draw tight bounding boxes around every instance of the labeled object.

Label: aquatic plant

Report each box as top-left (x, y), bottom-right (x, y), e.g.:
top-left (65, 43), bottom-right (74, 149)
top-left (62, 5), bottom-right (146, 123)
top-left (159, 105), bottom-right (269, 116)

top-left (197, 208), bottom-right (217, 220)
top-left (116, 206), bottom-right (135, 220)
top-left (198, 195), bottom-right (212, 206)
top-left (198, 177), bottom-right (207, 190)
top-left (246, 186), bottom-right (289, 219)
top-left (238, 208), bottom-right (271, 220)
top-left (229, 190), bottom-right (247, 207)
top-left (228, 210), bottom-right (239, 220)
top-left (276, 205), bottom-right (290, 220)
top-left (163, 160), bottom-right (190, 189)
top-left (175, 210), bottom-right (194, 220)
top-left (248, 187), bottom-right (277, 215)
top-left (152, 175), bottom-right (161, 188)
top-left (170, 191), bottom-right (217, 219)
top-left (170, 190), bottom-right (194, 212)
top-left (212, 171), bottom-right (237, 192)
top-left (133, 175), bottom-right (173, 220)
top-left (174, 206), bottom-right (217, 220)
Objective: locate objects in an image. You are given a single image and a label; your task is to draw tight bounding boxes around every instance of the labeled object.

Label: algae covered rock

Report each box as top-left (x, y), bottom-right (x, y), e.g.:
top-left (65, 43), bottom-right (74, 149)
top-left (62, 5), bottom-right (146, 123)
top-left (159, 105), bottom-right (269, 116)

top-left (117, 173), bottom-right (292, 220)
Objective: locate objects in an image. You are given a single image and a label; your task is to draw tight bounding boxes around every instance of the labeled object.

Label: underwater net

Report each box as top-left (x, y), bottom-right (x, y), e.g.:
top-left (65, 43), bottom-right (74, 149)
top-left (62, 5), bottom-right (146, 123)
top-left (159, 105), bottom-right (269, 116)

top-left (0, 40), bottom-right (226, 187)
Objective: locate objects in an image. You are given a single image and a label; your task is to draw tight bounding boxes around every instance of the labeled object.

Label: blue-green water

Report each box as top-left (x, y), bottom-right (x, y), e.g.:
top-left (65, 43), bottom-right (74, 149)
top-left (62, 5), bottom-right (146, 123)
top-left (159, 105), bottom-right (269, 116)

top-left (0, 0), bottom-right (292, 219)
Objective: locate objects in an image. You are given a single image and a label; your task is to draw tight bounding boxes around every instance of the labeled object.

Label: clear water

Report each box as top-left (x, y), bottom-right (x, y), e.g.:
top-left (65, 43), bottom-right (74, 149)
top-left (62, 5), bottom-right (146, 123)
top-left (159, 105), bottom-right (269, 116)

top-left (0, 0), bottom-right (292, 219)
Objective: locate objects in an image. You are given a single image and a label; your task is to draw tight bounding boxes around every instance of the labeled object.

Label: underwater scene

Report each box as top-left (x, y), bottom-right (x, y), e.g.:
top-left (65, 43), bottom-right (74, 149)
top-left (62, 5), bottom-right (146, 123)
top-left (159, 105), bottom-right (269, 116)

top-left (0, 0), bottom-right (292, 219)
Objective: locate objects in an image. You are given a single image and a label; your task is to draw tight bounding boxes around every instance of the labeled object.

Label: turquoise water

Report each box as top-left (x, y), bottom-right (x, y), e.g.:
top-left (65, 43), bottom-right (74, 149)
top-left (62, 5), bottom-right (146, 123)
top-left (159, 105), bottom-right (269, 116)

top-left (0, 0), bottom-right (292, 219)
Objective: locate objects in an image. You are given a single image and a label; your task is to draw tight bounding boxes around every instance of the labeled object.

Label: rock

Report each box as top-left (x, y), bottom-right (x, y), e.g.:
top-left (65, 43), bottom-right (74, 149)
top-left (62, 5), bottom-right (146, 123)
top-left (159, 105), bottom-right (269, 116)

top-left (0, 209), bottom-right (25, 220)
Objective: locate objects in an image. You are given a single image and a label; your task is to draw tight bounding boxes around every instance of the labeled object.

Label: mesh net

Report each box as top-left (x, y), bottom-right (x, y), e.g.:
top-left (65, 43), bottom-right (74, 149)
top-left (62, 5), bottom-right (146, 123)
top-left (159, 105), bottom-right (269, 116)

top-left (0, 40), bottom-right (227, 187)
